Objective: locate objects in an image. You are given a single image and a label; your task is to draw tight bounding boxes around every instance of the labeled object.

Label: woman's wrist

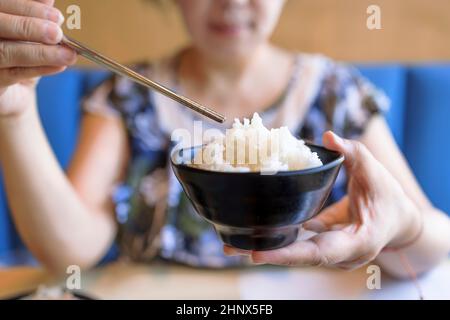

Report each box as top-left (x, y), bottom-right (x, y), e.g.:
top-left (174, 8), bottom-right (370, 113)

top-left (0, 84), bottom-right (38, 125)
top-left (385, 197), bottom-right (423, 250)
top-left (0, 102), bottom-right (38, 132)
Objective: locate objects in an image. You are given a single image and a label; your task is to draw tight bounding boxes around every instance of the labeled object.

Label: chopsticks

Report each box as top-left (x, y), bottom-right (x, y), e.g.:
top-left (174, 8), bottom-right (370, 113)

top-left (60, 35), bottom-right (226, 123)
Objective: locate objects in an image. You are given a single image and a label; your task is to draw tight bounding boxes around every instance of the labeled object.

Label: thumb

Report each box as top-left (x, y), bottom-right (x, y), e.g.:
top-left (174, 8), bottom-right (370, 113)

top-left (303, 196), bottom-right (349, 232)
top-left (322, 131), bottom-right (375, 175)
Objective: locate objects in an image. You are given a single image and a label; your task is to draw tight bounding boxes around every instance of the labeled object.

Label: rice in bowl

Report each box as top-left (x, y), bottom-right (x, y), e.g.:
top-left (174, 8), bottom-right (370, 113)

top-left (191, 113), bottom-right (322, 173)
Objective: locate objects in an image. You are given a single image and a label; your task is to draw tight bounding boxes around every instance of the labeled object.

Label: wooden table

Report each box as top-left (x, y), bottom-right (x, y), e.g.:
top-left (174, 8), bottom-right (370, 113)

top-left (1, 259), bottom-right (450, 300)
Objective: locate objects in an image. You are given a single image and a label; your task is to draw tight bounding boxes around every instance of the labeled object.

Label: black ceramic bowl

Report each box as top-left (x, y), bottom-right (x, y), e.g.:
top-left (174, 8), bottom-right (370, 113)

top-left (170, 144), bottom-right (344, 251)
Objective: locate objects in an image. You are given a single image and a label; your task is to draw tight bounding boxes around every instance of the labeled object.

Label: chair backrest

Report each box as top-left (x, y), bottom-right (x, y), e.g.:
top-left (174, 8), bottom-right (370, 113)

top-left (357, 65), bottom-right (407, 149)
top-left (403, 65), bottom-right (450, 214)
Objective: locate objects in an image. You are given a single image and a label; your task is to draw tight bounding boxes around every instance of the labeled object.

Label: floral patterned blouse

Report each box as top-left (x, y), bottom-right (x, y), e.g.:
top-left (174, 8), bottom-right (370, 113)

top-left (83, 53), bottom-right (389, 268)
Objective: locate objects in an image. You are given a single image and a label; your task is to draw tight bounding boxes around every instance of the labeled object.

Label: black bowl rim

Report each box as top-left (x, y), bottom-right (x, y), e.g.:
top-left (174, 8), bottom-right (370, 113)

top-left (170, 143), bottom-right (345, 176)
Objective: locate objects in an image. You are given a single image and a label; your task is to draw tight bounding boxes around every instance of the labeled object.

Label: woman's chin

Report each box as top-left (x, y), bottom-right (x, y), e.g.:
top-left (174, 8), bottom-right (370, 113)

top-left (200, 43), bottom-right (260, 63)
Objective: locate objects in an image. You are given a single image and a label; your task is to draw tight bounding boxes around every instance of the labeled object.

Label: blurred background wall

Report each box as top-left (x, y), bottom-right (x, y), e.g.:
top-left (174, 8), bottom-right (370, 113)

top-left (56, 0), bottom-right (450, 66)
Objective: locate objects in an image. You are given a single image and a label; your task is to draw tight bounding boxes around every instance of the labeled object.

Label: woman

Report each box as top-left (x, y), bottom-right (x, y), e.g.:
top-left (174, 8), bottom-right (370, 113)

top-left (0, 0), bottom-right (449, 277)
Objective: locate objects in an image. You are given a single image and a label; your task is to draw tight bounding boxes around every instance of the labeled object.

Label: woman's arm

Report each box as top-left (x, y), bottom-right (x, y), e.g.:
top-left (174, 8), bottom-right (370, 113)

top-left (361, 116), bottom-right (450, 277)
top-left (0, 0), bottom-right (124, 273)
top-left (0, 104), bottom-right (128, 273)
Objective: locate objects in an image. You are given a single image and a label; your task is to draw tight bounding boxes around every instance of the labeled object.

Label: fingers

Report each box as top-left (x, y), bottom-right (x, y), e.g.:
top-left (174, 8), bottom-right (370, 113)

top-left (34, 0), bottom-right (55, 6)
top-left (251, 230), bottom-right (365, 267)
top-left (223, 245), bottom-right (251, 256)
top-left (0, 41), bottom-right (76, 68)
top-left (323, 131), bottom-right (382, 183)
top-left (303, 196), bottom-right (349, 232)
top-left (0, 0), bottom-right (65, 44)
top-left (0, 12), bottom-right (62, 44)
top-left (251, 240), bottom-right (323, 266)
top-left (0, 1), bottom-right (75, 86)
top-left (0, 66), bottom-right (66, 87)
top-left (0, 0), bottom-right (63, 24)
top-left (323, 131), bottom-right (368, 170)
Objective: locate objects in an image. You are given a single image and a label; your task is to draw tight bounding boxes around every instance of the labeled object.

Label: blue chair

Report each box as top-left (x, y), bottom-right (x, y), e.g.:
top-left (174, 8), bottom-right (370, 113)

top-left (403, 65), bottom-right (450, 214)
top-left (359, 64), bottom-right (450, 214)
top-left (0, 64), bottom-right (449, 265)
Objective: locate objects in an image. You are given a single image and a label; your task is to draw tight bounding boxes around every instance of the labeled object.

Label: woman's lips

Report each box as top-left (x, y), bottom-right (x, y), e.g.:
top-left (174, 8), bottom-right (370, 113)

top-left (208, 22), bottom-right (248, 36)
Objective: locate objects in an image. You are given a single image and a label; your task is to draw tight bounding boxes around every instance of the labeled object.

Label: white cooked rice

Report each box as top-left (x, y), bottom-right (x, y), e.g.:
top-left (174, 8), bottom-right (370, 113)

top-left (192, 113), bottom-right (323, 173)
